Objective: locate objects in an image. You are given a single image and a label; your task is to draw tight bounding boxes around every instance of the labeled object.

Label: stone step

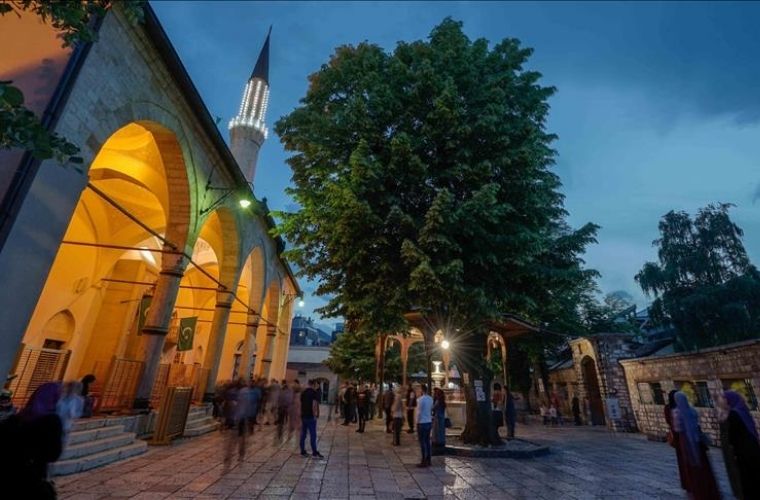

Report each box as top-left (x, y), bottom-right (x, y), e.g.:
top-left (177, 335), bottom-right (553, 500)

top-left (183, 421), bottom-right (219, 437)
top-left (185, 415), bottom-right (215, 429)
top-left (61, 432), bottom-right (136, 460)
top-left (52, 441), bottom-right (147, 476)
top-left (67, 424), bottom-right (125, 445)
top-left (71, 416), bottom-right (134, 432)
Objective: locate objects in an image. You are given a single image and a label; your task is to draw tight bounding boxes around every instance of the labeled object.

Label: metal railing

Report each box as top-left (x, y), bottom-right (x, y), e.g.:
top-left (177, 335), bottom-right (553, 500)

top-left (9, 344), bottom-right (71, 407)
top-left (94, 357), bottom-right (144, 413)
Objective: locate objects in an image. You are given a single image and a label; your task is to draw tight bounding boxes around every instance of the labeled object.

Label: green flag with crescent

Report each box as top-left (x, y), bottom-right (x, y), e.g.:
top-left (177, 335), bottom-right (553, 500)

top-left (178, 316), bottom-right (197, 351)
top-left (137, 295), bottom-right (152, 335)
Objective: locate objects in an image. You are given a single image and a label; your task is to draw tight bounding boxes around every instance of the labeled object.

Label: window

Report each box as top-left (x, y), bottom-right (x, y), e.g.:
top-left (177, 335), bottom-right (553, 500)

top-left (42, 339), bottom-right (65, 350)
top-left (722, 379), bottom-right (759, 410)
top-left (694, 381), bottom-right (713, 408)
top-left (650, 383), bottom-right (665, 405)
top-left (637, 382), bottom-right (653, 404)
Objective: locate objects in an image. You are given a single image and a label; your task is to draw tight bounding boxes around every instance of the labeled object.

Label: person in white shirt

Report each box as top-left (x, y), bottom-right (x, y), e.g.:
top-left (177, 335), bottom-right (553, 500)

top-left (416, 384), bottom-right (433, 467)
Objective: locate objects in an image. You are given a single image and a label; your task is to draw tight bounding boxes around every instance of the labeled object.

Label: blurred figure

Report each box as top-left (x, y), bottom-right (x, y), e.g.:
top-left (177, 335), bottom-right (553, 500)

top-left (338, 382), bottom-right (347, 419)
top-left (665, 390), bottom-right (688, 492)
top-left (0, 389), bottom-right (16, 422)
top-left (391, 386), bottom-right (404, 446)
top-left (276, 380), bottom-right (292, 443)
top-left (672, 391), bottom-right (720, 500)
top-left (342, 383), bottom-right (356, 426)
top-left (405, 384), bottom-right (417, 433)
top-left (356, 384), bottom-right (370, 433)
top-left (268, 379), bottom-right (280, 426)
top-left (571, 395), bottom-right (582, 426)
top-left (432, 387), bottom-right (446, 448)
top-left (718, 390), bottom-right (760, 500)
top-left (57, 381), bottom-right (83, 444)
top-left (288, 380), bottom-right (302, 442)
top-left (223, 380), bottom-right (244, 468)
top-left (369, 384), bottom-right (377, 420)
top-left (505, 389), bottom-right (516, 439)
top-left (491, 383), bottom-right (504, 442)
top-left (80, 374), bottom-right (96, 418)
top-left (383, 383), bottom-right (395, 433)
top-left (0, 382), bottom-right (63, 499)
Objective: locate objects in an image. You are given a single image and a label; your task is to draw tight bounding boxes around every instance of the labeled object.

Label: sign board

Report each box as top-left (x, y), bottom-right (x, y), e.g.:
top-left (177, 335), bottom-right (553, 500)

top-left (606, 397), bottom-right (621, 421)
top-left (474, 380), bottom-right (486, 402)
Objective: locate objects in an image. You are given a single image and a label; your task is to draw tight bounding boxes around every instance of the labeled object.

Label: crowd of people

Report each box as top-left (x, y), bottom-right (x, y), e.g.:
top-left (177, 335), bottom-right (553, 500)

top-left (336, 381), bottom-right (451, 467)
top-left (212, 377), bottom-right (324, 467)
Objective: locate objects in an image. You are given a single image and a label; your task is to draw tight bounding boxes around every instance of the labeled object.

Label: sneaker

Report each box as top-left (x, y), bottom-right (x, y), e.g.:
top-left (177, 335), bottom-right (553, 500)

top-left (312, 452), bottom-right (324, 458)
top-left (300, 451), bottom-right (308, 457)
top-left (416, 462), bottom-right (427, 468)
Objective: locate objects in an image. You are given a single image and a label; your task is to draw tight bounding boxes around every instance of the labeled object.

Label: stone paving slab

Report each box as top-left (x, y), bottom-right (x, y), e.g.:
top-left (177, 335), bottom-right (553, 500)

top-left (56, 411), bottom-right (733, 499)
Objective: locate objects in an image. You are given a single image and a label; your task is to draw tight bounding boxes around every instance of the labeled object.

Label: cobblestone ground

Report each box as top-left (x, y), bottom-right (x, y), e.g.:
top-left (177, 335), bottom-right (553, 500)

top-left (57, 410), bottom-right (733, 500)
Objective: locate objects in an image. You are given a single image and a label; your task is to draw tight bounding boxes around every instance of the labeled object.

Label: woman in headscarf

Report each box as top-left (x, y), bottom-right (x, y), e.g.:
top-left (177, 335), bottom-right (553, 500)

top-left (664, 390), bottom-right (689, 492)
top-left (719, 390), bottom-right (760, 500)
top-left (672, 391), bottom-right (721, 500)
top-left (0, 382), bottom-right (64, 499)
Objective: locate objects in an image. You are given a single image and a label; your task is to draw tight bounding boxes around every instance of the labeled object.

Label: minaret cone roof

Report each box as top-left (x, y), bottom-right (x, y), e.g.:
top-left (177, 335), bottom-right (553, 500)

top-left (250, 26), bottom-right (271, 84)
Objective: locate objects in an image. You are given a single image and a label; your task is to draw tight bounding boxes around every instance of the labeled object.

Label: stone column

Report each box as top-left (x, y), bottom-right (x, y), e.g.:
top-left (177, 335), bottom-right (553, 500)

top-left (202, 289), bottom-right (235, 399)
top-left (260, 325), bottom-right (277, 379)
top-left (133, 250), bottom-right (187, 409)
top-left (240, 312), bottom-right (259, 381)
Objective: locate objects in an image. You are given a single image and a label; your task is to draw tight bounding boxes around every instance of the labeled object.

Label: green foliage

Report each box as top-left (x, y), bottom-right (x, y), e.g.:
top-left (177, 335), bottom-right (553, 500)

top-left (324, 330), bottom-right (376, 382)
top-left (276, 19), bottom-right (599, 440)
top-left (0, 1), bottom-right (144, 165)
top-left (580, 290), bottom-right (639, 334)
top-left (635, 203), bottom-right (760, 350)
top-left (0, 81), bottom-right (82, 166)
top-left (276, 18), bottom-right (597, 334)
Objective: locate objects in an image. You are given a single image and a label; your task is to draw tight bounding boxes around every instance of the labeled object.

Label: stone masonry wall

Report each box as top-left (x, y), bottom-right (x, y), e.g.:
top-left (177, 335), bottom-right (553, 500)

top-left (620, 340), bottom-right (760, 444)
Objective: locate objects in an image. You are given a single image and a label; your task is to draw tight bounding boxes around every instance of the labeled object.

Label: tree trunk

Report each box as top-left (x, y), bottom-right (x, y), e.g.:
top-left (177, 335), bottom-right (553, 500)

top-left (458, 332), bottom-right (501, 446)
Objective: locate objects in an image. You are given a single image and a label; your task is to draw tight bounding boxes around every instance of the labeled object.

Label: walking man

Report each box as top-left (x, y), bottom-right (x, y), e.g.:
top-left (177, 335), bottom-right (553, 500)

top-left (405, 383), bottom-right (417, 433)
top-left (383, 383), bottom-right (395, 433)
top-left (300, 380), bottom-right (324, 458)
top-left (356, 384), bottom-right (370, 433)
top-left (416, 384), bottom-right (433, 467)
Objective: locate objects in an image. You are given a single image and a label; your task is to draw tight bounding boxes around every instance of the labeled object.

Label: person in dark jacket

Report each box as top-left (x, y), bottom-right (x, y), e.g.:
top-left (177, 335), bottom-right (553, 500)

top-left (383, 384), bottom-right (395, 433)
top-left (356, 385), bottom-right (370, 433)
top-left (719, 390), bottom-right (760, 500)
top-left (0, 382), bottom-right (64, 500)
top-left (571, 396), bottom-right (582, 426)
top-left (80, 374), bottom-right (96, 417)
top-left (405, 384), bottom-right (417, 433)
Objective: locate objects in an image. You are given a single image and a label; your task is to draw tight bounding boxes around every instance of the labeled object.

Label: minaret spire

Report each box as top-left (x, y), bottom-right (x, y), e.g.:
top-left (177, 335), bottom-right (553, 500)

top-left (229, 28), bottom-right (271, 184)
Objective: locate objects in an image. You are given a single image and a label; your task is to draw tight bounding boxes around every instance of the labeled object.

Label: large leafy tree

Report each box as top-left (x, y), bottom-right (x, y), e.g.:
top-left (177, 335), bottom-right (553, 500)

top-left (276, 19), bottom-right (598, 444)
top-left (636, 203), bottom-right (760, 350)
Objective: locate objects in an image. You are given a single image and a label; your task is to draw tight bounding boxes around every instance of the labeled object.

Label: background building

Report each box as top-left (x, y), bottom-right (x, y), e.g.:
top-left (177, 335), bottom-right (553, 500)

top-left (285, 319), bottom-right (340, 404)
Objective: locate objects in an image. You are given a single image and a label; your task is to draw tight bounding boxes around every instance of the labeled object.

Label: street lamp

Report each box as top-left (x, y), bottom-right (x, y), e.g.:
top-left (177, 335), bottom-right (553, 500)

top-left (441, 339), bottom-right (450, 350)
top-left (238, 198), bottom-right (252, 208)
top-left (298, 298), bottom-right (305, 308)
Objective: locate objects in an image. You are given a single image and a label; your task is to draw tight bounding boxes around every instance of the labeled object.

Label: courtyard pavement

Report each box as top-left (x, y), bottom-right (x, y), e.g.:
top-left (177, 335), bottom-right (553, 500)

top-left (56, 408), bottom-right (734, 500)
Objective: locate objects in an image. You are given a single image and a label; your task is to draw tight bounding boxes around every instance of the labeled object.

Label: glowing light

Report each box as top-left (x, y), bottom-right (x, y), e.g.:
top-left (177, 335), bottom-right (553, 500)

top-left (239, 199), bottom-right (252, 208)
top-left (441, 340), bottom-right (450, 350)
top-left (298, 299), bottom-right (305, 308)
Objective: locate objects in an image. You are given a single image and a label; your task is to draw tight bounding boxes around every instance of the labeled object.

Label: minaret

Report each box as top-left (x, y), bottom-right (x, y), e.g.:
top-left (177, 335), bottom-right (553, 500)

top-left (229, 27), bottom-right (271, 184)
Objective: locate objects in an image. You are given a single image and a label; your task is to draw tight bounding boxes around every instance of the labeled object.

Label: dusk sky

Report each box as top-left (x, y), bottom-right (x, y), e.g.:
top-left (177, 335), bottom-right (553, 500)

top-left (153, 1), bottom-right (760, 328)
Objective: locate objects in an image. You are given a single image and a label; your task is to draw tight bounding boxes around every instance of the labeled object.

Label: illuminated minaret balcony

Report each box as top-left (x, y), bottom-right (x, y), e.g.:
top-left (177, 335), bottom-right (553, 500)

top-left (229, 27), bottom-right (271, 184)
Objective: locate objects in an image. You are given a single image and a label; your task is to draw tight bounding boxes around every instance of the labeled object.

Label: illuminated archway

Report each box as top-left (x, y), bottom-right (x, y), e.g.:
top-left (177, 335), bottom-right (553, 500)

top-left (16, 121), bottom-right (191, 402)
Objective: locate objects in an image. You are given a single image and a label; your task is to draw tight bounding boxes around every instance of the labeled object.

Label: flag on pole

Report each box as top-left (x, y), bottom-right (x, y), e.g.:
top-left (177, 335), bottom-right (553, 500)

top-left (137, 295), bottom-right (152, 335)
top-left (177, 316), bottom-right (197, 351)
